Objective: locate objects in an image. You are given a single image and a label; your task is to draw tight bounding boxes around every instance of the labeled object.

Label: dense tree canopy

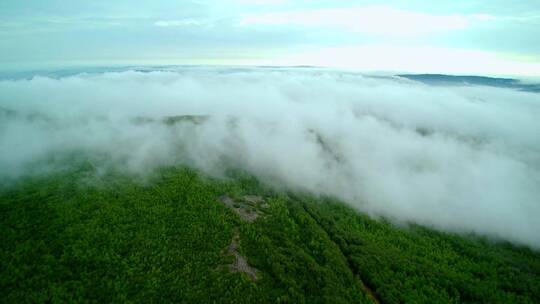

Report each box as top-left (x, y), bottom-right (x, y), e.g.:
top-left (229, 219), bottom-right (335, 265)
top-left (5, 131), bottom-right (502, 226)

top-left (1, 166), bottom-right (539, 303)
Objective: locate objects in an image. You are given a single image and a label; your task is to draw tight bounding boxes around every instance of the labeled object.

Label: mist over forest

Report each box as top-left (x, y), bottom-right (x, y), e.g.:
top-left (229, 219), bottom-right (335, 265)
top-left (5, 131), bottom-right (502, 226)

top-left (1, 67), bottom-right (539, 248)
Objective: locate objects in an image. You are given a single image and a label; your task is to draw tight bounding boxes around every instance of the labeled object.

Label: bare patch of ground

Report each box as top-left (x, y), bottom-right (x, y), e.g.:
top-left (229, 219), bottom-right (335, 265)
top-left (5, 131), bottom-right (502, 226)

top-left (218, 194), bottom-right (269, 222)
top-left (218, 195), bottom-right (266, 280)
top-left (225, 228), bottom-right (259, 281)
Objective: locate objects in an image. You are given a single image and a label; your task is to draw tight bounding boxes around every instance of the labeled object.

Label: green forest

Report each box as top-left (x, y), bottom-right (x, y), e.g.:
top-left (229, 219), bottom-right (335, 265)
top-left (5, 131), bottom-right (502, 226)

top-left (1, 165), bottom-right (539, 303)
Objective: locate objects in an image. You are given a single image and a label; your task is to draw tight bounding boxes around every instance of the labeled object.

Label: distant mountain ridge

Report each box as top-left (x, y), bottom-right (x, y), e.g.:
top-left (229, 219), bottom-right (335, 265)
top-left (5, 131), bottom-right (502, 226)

top-left (1, 67), bottom-right (539, 93)
top-left (398, 74), bottom-right (540, 93)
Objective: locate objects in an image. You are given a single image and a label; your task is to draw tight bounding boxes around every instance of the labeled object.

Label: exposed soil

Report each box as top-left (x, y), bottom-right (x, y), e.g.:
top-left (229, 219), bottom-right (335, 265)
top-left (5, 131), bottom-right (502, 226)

top-left (225, 228), bottom-right (259, 281)
top-left (219, 194), bottom-right (268, 222)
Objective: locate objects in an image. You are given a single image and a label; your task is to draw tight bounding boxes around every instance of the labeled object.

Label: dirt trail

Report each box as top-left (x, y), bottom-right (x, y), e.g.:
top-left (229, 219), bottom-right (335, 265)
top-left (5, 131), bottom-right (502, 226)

top-left (218, 195), bottom-right (266, 281)
top-left (226, 228), bottom-right (259, 281)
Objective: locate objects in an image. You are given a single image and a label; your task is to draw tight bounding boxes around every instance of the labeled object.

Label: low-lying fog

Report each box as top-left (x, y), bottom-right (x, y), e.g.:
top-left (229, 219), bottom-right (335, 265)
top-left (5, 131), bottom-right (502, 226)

top-left (1, 68), bottom-right (539, 248)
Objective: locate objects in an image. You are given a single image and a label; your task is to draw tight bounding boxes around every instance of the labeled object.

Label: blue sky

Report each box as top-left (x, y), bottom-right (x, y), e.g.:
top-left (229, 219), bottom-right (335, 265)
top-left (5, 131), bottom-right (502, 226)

top-left (1, 0), bottom-right (539, 76)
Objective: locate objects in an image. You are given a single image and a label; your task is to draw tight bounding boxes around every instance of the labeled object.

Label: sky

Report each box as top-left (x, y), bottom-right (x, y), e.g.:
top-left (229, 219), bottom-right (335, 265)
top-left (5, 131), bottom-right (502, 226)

top-left (1, 0), bottom-right (540, 76)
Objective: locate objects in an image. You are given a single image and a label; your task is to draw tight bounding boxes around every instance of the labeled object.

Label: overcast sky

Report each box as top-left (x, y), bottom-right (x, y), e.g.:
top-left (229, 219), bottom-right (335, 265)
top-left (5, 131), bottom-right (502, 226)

top-left (1, 0), bottom-right (539, 76)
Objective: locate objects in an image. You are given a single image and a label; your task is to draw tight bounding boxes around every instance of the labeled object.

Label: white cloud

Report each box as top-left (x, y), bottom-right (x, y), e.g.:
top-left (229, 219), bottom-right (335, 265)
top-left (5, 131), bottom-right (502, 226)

top-left (240, 6), bottom-right (494, 36)
top-left (154, 19), bottom-right (206, 27)
top-left (236, 0), bottom-right (288, 4)
top-left (1, 68), bottom-right (539, 248)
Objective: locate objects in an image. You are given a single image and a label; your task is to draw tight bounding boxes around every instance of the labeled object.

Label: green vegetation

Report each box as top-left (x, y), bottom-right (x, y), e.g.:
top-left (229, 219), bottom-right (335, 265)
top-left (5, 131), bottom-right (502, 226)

top-left (301, 199), bottom-right (540, 303)
top-left (1, 165), bottom-right (539, 303)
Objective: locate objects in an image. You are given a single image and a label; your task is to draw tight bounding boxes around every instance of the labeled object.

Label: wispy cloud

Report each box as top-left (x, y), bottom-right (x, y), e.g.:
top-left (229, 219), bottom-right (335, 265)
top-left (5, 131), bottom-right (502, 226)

top-left (240, 6), bottom-right (494, 36)
top-left (154, 19), bottom-right (207, 27)
top-left (502, 14), bottom-right (540, 22)
top-left (235, 0), bottom-right (288, 4)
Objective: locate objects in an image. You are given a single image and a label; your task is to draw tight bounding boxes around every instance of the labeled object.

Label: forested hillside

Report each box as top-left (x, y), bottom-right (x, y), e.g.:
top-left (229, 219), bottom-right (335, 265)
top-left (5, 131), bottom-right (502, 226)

top-left (1, 165), bottom-right (539, 303)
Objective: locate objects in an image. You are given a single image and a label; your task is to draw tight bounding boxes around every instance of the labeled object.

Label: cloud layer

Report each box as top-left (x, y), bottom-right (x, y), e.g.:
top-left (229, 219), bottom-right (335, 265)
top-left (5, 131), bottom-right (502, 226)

top-left (1, 68), bottom-right (539, 248)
